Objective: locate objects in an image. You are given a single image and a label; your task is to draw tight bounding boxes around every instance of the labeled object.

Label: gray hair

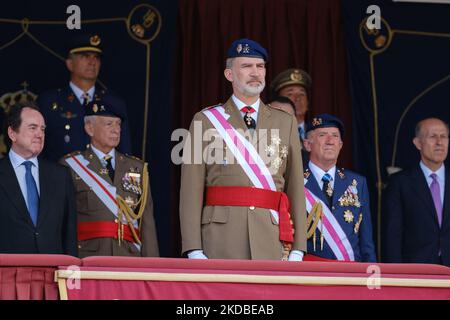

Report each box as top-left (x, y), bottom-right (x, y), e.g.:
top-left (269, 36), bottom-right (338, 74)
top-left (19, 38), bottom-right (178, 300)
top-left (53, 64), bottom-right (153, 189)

top-left (84, 115), bottom-right (97, 125)
top-left (225, 58), bottom-right (234, 69)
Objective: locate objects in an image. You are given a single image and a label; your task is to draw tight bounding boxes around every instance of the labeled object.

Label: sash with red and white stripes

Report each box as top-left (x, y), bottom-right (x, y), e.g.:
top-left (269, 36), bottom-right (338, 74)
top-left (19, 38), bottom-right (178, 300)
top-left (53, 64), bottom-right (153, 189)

top-left (202, 105), bottom-right (280, 224)
top-left (304, 183), bottom-right (355, 261)
top-left (66, 154), bottom-right (119, 218)
top-left (65, 154), bottom-right (140, 250)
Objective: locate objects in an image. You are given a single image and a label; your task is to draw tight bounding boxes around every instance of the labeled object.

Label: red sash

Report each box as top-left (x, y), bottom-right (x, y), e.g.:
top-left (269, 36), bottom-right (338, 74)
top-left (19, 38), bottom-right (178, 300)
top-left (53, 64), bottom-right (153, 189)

top-left (78, 221), bottom-right (140, 244)
top-left (205, 186), bottom-right (293, 243)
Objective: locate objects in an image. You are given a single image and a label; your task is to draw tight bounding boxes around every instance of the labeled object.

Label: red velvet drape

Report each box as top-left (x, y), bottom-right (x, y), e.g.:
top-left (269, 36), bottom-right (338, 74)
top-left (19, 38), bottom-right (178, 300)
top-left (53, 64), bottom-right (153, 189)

top-left (171, 0), bottom-right (353, 256)
top-left (0, 254), bottom-right (81, 300)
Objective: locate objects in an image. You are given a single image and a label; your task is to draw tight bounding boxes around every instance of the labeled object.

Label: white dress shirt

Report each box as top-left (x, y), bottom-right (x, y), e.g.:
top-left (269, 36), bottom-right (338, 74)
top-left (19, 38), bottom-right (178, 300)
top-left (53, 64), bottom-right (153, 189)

top-left (232, 95), bottom-right (260, 124)
top-left (420, 161), bottom-right (445, 206)
top-left (70, 82), bottom-right (95, 105)
top-left (8, 149), bottom-right (40, 209)
top-left (309, 161), bottom-right (336, 190)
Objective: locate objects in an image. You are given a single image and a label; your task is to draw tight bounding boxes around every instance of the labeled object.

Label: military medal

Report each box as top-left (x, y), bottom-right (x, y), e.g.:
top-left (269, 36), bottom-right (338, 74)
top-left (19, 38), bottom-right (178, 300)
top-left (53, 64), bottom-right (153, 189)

top-left (266, 132), bottom-right (288, 172)
top-left (100, 168), bottom-right (109, 175)
top-left (271, 134), bottom-right (281, 146)
top-left (122, 169), bottom-right (142, 195)
top-left (280, 146), bottom-right (288, 159)
top-left (265, 145), bottom-right (276, 157)
top-left (272, 157), bottom-right (282, 171)
top-left (326, 183), bottom-right (333, 197)
top-left (244, 114), bottom-right (253, 127)
top-left (344, 210), bottom-right (354, 223)
top-left (125, 196), bottom-right (137, 210)
top-left (339, 179), bottom-right (361, 208)
top-left (304, 170), bottom-right (311, 179)
top-left (61, 111), bottom-right (77, 119)
top-left (350, 179), bottom-right (358, 194)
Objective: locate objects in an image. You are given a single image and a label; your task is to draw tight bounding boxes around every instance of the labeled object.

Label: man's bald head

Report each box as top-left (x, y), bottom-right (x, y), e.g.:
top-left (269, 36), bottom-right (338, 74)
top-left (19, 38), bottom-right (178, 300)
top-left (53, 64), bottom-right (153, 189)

top-left (413, 118), bottom-right (449, 171)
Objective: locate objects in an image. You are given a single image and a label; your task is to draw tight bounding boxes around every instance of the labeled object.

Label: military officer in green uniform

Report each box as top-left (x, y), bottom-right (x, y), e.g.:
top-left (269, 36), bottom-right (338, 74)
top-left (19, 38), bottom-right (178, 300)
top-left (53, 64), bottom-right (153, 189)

top-left (61, 99), bottom-right (158, 258)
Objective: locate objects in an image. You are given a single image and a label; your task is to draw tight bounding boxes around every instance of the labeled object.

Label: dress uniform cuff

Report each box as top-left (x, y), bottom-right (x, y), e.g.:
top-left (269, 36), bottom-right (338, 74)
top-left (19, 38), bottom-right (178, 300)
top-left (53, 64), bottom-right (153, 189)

top-left (187, 249), bottom-right (208, 259)
top-left (288, 250), bottom-right (304, 261)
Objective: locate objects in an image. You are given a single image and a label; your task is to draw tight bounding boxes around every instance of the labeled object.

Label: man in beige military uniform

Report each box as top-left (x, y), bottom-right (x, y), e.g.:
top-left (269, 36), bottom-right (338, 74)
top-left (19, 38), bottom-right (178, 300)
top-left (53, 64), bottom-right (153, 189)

top-left (61, 99), bottom-right (159, 258)
top-left (180, 38), bottom-right (307, 261)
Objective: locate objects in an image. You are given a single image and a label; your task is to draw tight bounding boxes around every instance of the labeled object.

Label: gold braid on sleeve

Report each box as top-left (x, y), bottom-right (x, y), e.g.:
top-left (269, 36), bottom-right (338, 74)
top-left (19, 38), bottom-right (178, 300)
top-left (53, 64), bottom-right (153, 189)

top-left (116, 163), bottom-right (150, 246)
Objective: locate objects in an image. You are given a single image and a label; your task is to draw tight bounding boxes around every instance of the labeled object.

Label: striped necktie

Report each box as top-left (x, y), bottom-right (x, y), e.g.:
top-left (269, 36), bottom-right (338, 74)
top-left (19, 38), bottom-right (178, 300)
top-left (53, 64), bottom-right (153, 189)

top-left (322, 173), bottom-right (333, 207)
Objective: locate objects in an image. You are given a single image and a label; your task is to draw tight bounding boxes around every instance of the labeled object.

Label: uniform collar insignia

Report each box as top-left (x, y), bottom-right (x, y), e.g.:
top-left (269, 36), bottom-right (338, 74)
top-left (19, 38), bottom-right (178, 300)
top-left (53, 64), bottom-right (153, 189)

top-left (68, 93), bottom-right (75, 103)
top-left (304, 169), bottom-right (311, 179)
top-left (337, 168), bottom-right (345, 179)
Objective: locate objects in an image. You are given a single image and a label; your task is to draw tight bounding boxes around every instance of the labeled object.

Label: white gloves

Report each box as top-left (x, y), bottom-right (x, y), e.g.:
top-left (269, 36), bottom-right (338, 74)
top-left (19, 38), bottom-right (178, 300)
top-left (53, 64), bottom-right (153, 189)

top-left (187, 250), bottom-right (208, 259)
top-left (288, 250), bottom-right (304, 261)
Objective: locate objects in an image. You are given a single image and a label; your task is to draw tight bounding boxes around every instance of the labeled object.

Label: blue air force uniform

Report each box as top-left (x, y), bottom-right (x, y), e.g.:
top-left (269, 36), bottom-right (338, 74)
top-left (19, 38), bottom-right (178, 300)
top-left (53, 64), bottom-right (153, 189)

top-left (36, 33), bottom-right (132, 162)
top-left (303, 114), bottom-right (376, 262)
top-left (304, 164), bottom-right (376, 262)
top-left (37, 86), bottom-right (132, 161)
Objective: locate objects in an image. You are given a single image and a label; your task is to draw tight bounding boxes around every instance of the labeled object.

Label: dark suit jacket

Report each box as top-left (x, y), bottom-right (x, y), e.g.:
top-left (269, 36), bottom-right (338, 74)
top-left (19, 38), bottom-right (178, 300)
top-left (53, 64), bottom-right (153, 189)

top-left (37, 86), bottom-right (132, 162)
top-left (382, 165), bottom-right (450, 266)
top-left (0, 157), bottom-right (77, 256)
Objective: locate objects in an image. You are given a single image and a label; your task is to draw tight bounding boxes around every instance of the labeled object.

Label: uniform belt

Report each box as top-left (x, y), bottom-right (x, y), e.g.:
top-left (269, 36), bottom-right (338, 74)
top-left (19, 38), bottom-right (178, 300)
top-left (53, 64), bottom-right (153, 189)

top-left (205, 186), bottom-right (294, 243)
top-left (78, 221), bottom-right (140, 244)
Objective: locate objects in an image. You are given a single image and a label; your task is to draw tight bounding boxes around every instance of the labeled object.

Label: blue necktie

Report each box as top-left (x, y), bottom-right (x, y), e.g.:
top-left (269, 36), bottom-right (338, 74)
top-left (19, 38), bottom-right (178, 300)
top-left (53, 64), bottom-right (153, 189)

top-left (322, 173), bottom-right (333, 207)
top-left (23, 161), bottom-right (39, 226)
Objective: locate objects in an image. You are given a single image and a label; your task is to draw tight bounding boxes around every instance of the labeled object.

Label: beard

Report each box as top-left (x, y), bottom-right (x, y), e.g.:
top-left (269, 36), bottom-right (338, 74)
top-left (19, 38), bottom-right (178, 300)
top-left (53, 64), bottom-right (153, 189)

top-left (233, 74), bottom-right (265, 97)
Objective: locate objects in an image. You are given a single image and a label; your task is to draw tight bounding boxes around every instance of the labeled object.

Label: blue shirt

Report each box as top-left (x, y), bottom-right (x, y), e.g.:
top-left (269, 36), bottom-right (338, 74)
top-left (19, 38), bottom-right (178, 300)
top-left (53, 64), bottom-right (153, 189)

top-left (298, 122), bottom-right (305, 140)
top-left (308, 161), bottom-right (336, 190)
top-left (69, 82), bottom-right (95, 105)
top-left (8, 149), bottom-right (40, 209)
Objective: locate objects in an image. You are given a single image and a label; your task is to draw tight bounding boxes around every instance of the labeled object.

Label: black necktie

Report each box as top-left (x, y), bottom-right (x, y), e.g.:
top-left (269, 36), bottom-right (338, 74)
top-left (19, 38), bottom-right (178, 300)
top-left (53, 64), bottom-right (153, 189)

top-left (82, 92), bottom-right (90, 107)
top-left (104, 155), bottom-right (115, 181)
top-left (322, 173), bottom-right (333, 208)
top-left (241, 106), bottom-right (256, 130)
